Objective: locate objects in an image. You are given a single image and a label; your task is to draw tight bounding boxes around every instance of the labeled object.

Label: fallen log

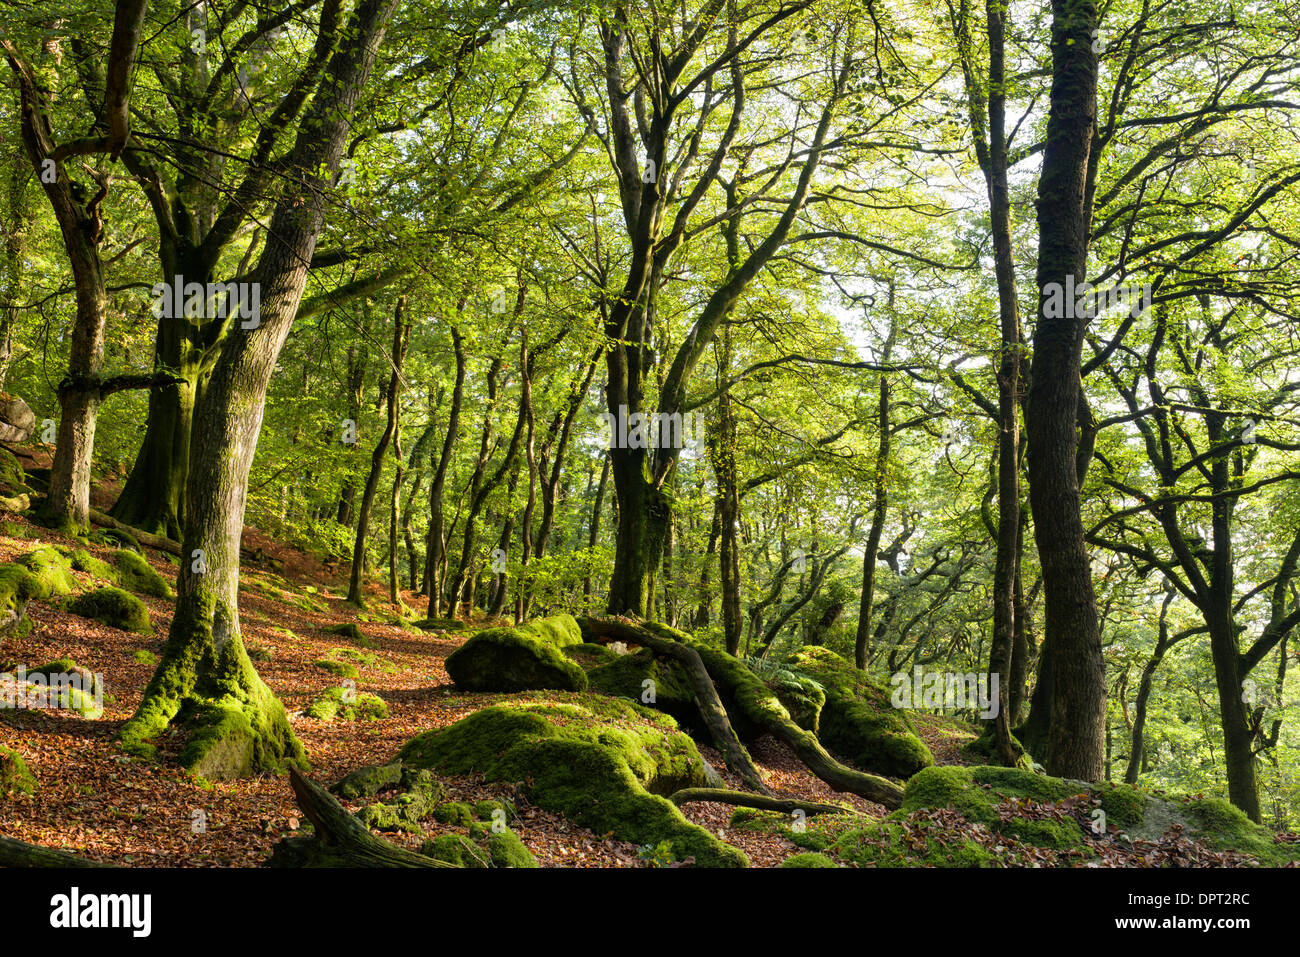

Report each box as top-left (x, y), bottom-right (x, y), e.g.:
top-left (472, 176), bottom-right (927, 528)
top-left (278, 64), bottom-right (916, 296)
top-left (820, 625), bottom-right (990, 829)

top-left (0, 835), bottom-right (108, 867)
top-left (267, 767), bottom-right (453, 867)
top-left (580, 615), bottom-right (770, 794)
top-left (89, 508), bottom-right (181, 556)
top-left (669, 787), bottom-right (856, 817)
top-left (584, 616), bottom-right (906, 810)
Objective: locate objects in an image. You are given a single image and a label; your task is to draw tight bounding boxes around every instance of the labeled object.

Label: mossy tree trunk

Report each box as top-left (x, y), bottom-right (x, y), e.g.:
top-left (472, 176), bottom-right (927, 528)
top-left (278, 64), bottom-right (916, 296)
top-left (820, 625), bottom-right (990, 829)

top-left (118, 0), bottom-right (399, 778)
top-left (1023, 0), bottom-right (1107, 781)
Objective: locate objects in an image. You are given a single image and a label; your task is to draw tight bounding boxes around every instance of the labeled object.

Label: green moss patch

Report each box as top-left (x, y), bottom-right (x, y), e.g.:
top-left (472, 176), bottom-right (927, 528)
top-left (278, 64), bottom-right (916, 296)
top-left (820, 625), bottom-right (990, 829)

top-left (68, 587), bottom-right (152, 634)
top-left (401, 694), bottom-right (747, 867)
top-left (304, 686), bottom-right (389, 722)
top-left (64, 547), bottom-right (117, 582)
top-left (0, 562), bottom-right (41, 636)
top-left (17, 546), bottom-right (77, 598)
top-left (780, 851), bottom-right (838, 868)
top-left (785, 645), bottom-right (933, 778)
top-left (445, 614), bottom-right (588, 693)
top-left (314, 658), bottom-right (360, 680)
top-left (109, 549), bottom-right (174, 598)
top-left (0, 744), bottom-right (36, 795)
top-left (586, 647), bottom-right (698, 729)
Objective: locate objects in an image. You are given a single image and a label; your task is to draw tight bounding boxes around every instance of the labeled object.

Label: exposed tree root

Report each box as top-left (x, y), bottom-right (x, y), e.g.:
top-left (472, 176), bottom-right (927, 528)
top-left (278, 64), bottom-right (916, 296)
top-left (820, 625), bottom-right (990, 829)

top-left (581, 615), bottom-right (769, 793)
top-left (583, 616), bottom-right (905, 810)
top-left (668, 787), bottom-right (857, 817)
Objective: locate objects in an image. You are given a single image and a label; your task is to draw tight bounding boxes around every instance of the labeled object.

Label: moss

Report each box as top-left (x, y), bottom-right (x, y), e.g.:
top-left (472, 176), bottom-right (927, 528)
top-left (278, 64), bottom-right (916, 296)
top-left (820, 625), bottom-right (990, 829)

top-left (486, 830), bottom-right (538, 868)
top-left (445, 619), bottom-right (588, 693)
top-left (0, 447), bottom-right (29, 494)
top-left (109, 549), bottom-right (174, 599)
top-left (304, 686), bottom-right (389, 722)
top-left (0, 744), bottom-right (36, 795)
top-left (1183, 797), bottom-right (1298, 865)
top-left (330, 647), bottom-right (399, 673)
top-left (784, 645), bottom-right (933, 778)
top-left (780, 851), bottom-right (838, 868)
top-left (419, 833), bottom-right (491, 867)
top-left (832, 818), bottom-right (996, 868)
top-left (328, 622), bottom-right (375, 646)
top-left (564, 642), bottom-right (619, 667)
top-left (473, 798), bottom-right (513, 821)
top-left (17, 546), bottom-right (77, 597)
top-left (433, 801), bottom-right (474, 826)
top-left (401, 694), bottom-right (747, 867)
top-left (247, 646), bottom-right (273, 662)
top-left (68, 587), bottom-right (153, 634)
top-left (91, 528), bottom-right (139, 552)
top-left (63, 547), bottom-right (116, 583)
top-left (586, 648), bottom-right (698, 728)
top-left (332, 761), bottom-right (405, 799)
top-left (0, 520), bottom-right (35, 539)
top-left (314, 658), bottom-right (359, 680)
top-left (413, 618), bottom-right (469, 632)
top-left (23, 659), bottom-right (103, 700)
top-left (1094, 781), bottom-right (1149, 829)
top-left (132, 649), bottom-right (159, 665)
top-left (0, 562), bottom-right (41, 635)
top-left (115, 604), bottom-right (307, 780)
top-left (515, 613), bottom-right (583, 646)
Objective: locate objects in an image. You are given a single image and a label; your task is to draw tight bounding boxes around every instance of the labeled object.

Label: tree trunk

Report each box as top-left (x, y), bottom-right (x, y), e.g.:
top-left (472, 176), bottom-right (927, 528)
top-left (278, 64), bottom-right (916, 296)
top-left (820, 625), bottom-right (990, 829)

top-left (118, 0), bottom-right (399, 778)
top-left (424, 326), bottom-right (465, 617)
top-left (1023, 0), bottom-right (1106, 781)
top-left (348, 297), bottom-right (409, 606)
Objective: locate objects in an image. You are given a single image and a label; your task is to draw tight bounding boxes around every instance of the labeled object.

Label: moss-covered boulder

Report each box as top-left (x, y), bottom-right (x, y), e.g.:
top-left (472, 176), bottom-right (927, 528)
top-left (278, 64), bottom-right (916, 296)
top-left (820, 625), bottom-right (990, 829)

top-left (16, 546), bottom-right (77, 598)
top-left (400, 694), bottom-right (747, 867)
top-left (563, 642), bottom-right (619, 668)
top-left (878, 765), bottom-right (1300, 866)
top-left (418, 828), bottom-right (539, 868)
top-left (785, 645), bottom-right (933, 778)
top-left (445, 614), bottom-right (587, 692)
top-left (6, 659), bottom-right (103, 717)
top-left (585, 647), bottom-right (699, 729)
top-left (304, 686), bottom-right (389, 722)
top-left (64, 547), bottom-right (117, 582)
top-left (0, 562), bottom-right (42, 637)
top-left (0, 447), bottom-right (29, 495)
top-left (331, 761), bottom-right (405, 799)
top-left (109, 549), bottom-right (174, 598)
top-left (355, 768), bottom-right (446, 832)
top-left (68, 587), bottom-right (152, 634)
top-left (0, 744), bottom-right (36, 795)
top-left (780, 851), bottom-right (838, 868)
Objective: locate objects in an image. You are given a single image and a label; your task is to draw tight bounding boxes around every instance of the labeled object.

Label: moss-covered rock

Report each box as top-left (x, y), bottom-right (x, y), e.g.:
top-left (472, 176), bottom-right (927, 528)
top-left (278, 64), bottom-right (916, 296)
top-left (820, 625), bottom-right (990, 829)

top-left (65, 548), bottom-right (117, 582)
top-left (109, 549), bottom-right (174, 599)
top-left (304, 686), bottom-right (389, 722)
top-left (484, 829), bottom-right (538, 868)
top-left (355, 767), bottom-right (446, 831)
top-left (586, 647), bottom-right (699, 729)
top-left (8, 659), bottom-right (103, 717)
top-left (432, 801), bottom-right (474, 826)
top-left (473, 798), bottom-right (514, 821)
top-left (0, 562), bottom-right (41, 636)
top-left (401, 694), bottom-right (747, 867)
top-left (784, 645), bottom-right (933, 778)
top-left (68, 587), bottom-right (152, 634)
top-left (445, 615), bottom-right (588, 693)
top-left (0, 447), bottom-right (29, 495)
top-left (17, 546), bottom-right (77, 598)
top-left (332, 761), bottom-right (405, 799)
top-left (329, 647), bottom-right (399, 673)
top-left (0, 744), bottom-right (36, 795)
top-left (563, 642), bottom-right (619, 668)
top-left (780, 851), bottom-right (838, 868)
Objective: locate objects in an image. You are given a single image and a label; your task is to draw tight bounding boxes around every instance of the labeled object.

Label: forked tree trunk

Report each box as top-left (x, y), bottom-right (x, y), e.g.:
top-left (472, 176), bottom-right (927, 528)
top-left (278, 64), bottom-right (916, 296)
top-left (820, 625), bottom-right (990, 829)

top-left (118, 0), bottom-right (399, 778)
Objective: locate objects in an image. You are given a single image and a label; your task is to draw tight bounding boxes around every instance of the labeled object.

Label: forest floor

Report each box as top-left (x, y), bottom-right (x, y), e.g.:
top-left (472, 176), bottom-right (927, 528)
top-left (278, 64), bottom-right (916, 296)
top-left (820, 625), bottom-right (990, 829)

top-left (0, 507), bottom-right (981, 867)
